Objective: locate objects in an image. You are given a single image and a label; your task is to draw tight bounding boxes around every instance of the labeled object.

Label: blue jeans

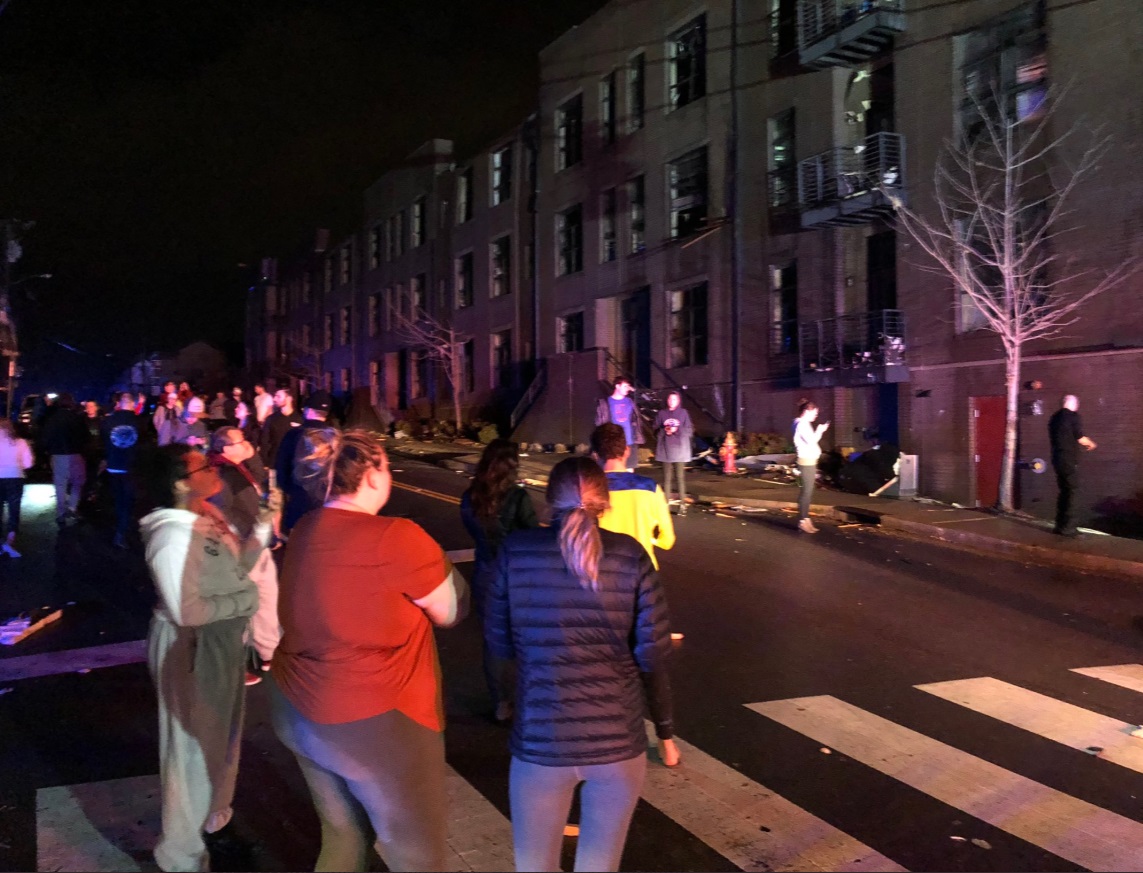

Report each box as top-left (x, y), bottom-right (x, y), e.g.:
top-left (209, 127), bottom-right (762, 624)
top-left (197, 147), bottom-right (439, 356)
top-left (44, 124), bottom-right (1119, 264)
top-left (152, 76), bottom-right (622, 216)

top-left (510, 753), bottom-right (646, 872)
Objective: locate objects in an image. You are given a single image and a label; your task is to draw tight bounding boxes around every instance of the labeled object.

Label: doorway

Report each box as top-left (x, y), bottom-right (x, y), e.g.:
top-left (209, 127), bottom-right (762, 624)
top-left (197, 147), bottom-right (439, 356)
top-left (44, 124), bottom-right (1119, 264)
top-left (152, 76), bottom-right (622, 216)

top-left (971, 395), bottom-right (1005, 508)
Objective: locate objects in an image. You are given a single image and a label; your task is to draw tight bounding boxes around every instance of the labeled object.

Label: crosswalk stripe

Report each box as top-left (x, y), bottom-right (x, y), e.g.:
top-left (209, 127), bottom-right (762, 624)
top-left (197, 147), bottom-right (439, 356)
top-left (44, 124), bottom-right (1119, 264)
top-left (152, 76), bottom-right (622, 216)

top-left (640, 724), bottom-right (906, 872)
top-left (1071, 664), bottom-right (1143, 695)
top-left (916, 677), bottom-right (1143, 774)
top-left (748, 695), bottom-right (1143, 872)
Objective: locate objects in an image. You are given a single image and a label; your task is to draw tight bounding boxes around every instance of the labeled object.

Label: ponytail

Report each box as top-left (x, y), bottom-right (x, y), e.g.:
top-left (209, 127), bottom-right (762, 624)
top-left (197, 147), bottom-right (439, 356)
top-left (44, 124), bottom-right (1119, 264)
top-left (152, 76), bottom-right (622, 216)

top-left (547, 457), bottom-right (610, 590)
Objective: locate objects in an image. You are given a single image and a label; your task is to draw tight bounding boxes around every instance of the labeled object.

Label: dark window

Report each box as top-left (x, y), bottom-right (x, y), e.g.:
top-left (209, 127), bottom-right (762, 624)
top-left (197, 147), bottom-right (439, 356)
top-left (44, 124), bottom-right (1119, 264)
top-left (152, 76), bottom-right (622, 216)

top-left (770, 263), bottom-right (798, 354)
top-left (455, 253), bottom-right (474, 309)
top-left (601, 189), bottom-right (617, 263)
top-left (669, 147), bottom-right (708, 239)
top-left (492, 145), bottom-right (513, 205)
top-left (491, 236), bottom-right (512, 297)
top-left (339, 306), bottom-right (351, 345)
top-left (411, 274), bottom-right (427, 314)
top-left (369, 226), bottom-right (382, 269)
top-left (323, 313), bottom-right (333, 349)
top-left (600, 71), bottom-right (617, 146)
top-left (457, 168), bottom-right (474, 223)
top-left (768, 108), bottom-right (797, 210)
top-left (560, 311), bottom-right (585, 353)
top-left (368, 294), bottom-right (381, 337)
top-left (412, 197), bottom-right (426, 247)
top-left (628, 176), bottom-right (645, 254)
top-left (339, 245), bottom-right (352, 285)
top-left (770, 0), bottom-right (798, 59)
top-left (627, 53), bottom-right (645, 132)
top-left (556, 205), bottom-right (583, 276)
top-left (556, 94), bottom-right (583, 171)
top-left (960, 1), bottom-right (1047, 138)
top-left (670, 282), bottom-right (708, 367)
top-left (492, 329), bottom-right (513, 388)
top-left (668, 15), bottom-right (706, 109)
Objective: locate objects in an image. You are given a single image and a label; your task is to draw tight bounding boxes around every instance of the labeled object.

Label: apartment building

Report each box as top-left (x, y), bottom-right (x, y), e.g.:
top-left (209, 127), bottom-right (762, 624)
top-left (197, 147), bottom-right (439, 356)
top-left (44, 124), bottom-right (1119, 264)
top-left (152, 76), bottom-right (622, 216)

top-left (248, 0), bottom-right (1143, 528)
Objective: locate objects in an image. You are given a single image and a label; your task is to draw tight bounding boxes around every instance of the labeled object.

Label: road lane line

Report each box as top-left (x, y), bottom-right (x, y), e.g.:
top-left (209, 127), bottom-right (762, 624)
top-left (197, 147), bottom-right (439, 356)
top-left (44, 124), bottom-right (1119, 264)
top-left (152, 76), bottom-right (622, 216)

top-left (1072, 664), bottom-right (1143, 695)
top-left (392, 479), bottom-right (462, 505)
top-left (0, 639), bottom-right (147, 682)
top-left (916, 677), bottom-right (1143, 774)
top-left (748, 695), bottom-right (1143, 872)
top-left (639, 723), bottom-right (906, 872)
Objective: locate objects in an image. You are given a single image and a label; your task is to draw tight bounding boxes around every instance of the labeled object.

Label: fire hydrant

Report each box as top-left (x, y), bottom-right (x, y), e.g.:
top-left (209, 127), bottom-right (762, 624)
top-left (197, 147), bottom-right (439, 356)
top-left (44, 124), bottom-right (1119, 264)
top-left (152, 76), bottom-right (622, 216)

top-left (720, 432), bottom-right (738, 474)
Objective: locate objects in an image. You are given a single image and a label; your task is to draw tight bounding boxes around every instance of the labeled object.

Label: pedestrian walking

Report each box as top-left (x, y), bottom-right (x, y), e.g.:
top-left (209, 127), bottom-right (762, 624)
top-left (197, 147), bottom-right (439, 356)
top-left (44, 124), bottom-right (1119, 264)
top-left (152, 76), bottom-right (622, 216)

top-left (0, 419), bottom-right (33, 557)
top-left (653, 391), bottom-right (694, 516)
top-left (1048, 394), bottom-right (1096, 537)
top-left (594, 377), bottom-right (644, 470)
top-left (140, 444), bottom-right (277, 873)
top-left (793, 399), bottom-right (829, 534)
top-left (40, 392), bottom-right (88, 526)
top-left (486, 456), bottom-right (679, 873)
top-left (208, 427), bottom-right (281, 686)
top-left (102, 392), bottom-right (142, 549)
top-left (270, 427), bottom-right (467, 872)
top-left (591, 423), bottom-right (675, 569)
top-left (460, 439), bottom-right (539, 722)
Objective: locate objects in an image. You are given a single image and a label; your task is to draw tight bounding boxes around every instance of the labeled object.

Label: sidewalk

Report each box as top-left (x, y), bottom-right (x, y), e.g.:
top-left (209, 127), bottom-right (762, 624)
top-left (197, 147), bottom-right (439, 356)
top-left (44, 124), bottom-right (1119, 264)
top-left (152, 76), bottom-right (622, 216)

top-left (386, 439), bottom-right (1143, 582)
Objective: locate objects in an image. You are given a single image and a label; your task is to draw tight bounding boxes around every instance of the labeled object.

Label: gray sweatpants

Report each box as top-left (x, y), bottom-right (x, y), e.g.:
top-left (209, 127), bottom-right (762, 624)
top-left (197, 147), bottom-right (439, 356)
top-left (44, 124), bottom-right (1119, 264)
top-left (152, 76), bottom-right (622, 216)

top-left (148, 614), bottom-right (247, 872)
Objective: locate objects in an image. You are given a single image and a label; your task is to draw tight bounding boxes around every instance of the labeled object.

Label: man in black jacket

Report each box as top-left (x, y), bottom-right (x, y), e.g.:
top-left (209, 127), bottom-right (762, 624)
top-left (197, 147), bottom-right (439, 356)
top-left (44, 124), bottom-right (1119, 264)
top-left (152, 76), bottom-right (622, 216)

top-left (40, 392), bottom-right (89, 525)
top-left (102, 392), bottom-right (142, 548)
top-left (1048, 394), bottom-right (1097, 537)
top-left (274, 390), bottom-right (331, 533)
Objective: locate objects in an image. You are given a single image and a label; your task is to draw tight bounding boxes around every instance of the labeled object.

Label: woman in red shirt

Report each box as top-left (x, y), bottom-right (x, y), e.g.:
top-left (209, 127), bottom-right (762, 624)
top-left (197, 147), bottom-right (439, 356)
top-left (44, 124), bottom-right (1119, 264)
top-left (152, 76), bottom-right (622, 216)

top-left (270, 428), bottom-right (468, 872)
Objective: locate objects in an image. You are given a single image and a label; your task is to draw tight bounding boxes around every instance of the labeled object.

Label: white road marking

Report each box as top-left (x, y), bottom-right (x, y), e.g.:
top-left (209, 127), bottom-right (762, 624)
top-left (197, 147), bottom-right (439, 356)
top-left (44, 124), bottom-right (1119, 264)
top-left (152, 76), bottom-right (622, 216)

top-left (749, 695), bottom-right (1143, 872)
top-left (916, 677), bottom-right (1143, 774)
top-left (640, 723), bottom-right (906, 872)
top-left (1072, 664), bottom-right (1143, 695)
top-left (0, 639), bottom-right (147, 682)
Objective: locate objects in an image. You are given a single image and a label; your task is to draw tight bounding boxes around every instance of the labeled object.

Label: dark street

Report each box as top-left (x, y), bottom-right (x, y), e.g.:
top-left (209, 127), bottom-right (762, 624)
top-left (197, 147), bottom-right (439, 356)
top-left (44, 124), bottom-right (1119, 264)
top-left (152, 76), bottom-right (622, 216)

top-left (3, 457), bottom-right (1143, 871)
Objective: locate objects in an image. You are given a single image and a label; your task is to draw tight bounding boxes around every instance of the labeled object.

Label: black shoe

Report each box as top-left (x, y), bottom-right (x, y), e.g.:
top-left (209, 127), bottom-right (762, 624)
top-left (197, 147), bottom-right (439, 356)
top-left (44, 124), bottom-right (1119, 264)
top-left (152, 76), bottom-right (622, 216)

top-left (1054, 527), bottom-right (1080, 538)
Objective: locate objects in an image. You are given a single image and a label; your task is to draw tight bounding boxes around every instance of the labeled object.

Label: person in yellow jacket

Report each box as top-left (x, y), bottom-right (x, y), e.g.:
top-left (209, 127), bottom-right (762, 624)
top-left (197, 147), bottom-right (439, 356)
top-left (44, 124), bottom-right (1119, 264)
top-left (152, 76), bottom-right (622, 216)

top-left (590, 423), bottom-right (675, 569)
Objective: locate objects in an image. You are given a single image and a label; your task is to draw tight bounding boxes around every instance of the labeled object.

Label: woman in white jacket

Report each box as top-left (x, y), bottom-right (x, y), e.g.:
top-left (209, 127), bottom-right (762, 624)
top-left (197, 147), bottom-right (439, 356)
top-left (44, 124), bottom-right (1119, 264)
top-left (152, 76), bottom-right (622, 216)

top-left (793, 399), bottom-right (829, 534)
top-left (0, 419), bottom-right (33, 557)
top-left (140, 444), bottom-right (278, 872)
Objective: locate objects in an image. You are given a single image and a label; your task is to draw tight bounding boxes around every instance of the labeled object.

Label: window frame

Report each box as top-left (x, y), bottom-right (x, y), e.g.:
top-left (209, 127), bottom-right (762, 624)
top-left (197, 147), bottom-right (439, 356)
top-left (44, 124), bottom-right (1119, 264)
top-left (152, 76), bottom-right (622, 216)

top-left (455, 251), bottom-right (475, 309)
top-left (668, 146), bottom-right (709, 239)
top-left (555, 93), bottom-right (584, 172)
top-left (669, 281), bottom-right (709, 368)
top-left (626, 52), bottom-right (646, 133)
top-left (555, 204), bottom-right (584, 277)
top-left (491, 235), bottom-right (512, 298)
top-left (491, 144), bottom-right (514, 206)
top-left (667, 14), bottom-right (707, 111)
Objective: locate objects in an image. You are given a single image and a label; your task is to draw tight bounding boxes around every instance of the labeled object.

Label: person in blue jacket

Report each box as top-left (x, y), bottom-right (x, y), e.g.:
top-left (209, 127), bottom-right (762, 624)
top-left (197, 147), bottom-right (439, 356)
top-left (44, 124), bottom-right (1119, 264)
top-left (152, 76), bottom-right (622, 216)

top-left (486, 456), bottom-right (679, 872)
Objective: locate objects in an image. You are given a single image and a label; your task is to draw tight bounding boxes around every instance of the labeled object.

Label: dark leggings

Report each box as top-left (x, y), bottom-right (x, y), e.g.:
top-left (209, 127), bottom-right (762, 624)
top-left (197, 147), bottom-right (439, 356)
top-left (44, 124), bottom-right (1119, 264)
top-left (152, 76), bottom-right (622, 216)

top-left (0, 478), bottom-right (23, 538)
top-left (798, 464), bottom-right (816, 520)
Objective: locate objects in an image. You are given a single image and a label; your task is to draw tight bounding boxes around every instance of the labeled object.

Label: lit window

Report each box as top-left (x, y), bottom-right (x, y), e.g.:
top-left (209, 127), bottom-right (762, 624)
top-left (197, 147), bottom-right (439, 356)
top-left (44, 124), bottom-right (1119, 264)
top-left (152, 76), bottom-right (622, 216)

top-left (411, 197), bottom-right (426, 247)
top-left (628, 176), bottom-right (645, 254)
top-left (627, 53), bottom-right (645, 132)
top-left (600, 71), bottom-right (617, 146)
top-left (457, 168), bottom-right (474, 224)
top-left (668, 15), bottom-right (706, 110)
top-left (491, 145), bottom-right (513, 205)
top-left (491, 236), bottom-right (512, 297)
top-left (600, 189), bottom-right (617, 263)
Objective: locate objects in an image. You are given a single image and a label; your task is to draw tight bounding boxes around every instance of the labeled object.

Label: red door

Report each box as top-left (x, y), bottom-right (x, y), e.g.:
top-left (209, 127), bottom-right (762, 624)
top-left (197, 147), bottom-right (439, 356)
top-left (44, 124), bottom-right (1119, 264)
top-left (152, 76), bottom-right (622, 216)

top-left (971, 396), bottom-right (1006, 508)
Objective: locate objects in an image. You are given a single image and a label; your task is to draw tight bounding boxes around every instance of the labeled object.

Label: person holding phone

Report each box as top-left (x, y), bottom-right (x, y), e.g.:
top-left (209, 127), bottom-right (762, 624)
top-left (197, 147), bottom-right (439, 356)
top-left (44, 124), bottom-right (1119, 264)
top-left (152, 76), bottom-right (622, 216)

top-left (793, 399), bottom-right (829, 534)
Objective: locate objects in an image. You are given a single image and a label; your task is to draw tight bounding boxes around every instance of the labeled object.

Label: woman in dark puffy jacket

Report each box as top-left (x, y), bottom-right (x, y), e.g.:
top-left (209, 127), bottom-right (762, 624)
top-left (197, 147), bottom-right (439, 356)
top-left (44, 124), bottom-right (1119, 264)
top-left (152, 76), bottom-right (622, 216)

top-left (486, 456), bottom-right (678, 873)
top-left (460, 439), bottom-right (538, 722)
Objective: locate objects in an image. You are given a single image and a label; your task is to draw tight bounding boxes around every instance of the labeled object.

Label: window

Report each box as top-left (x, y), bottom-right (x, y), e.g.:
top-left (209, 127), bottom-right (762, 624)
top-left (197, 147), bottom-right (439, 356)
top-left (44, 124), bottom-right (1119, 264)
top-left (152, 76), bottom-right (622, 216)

top-left (339, 306), bottom-right (351, 345)
top-left (411, 273), bottom-right (426, 315)
top-left (627, 53), bottom-right (645, 132)
top-left (393, 283), bottom-right (407, 323)
top-left (770, 0), bottom-right (797, 60)
top-left (670, 282), bottom-right (708, 367)
top-left (369, 225), bottom-right (382, 269)
top-left (668, 14), bottom-right (706, 110)
top-left (600, 71), bottom-right (617, 146)
top-left (323, 313), bottom-right (333, 350)
top-left (669, 147), bottom-right (708, 239)
top-left (455, 252), bottom-right (474, 308)
top-left (394, 212), bottom-right (405, 258)
top-left (556, 204), bottom-right (583, 276)
top-left (339, 244), bottom-right (352, 285)
top-left (959, 1), bottom-right (1047, 138)
top-left (600, 188), bottom-right (617, 263)
top-left (770, 263), bottom-right (798, 354)
top-left (491, 236), bottom-right (512, 297)
top-left (323, 257), bottom-right (333, 294)
top-left (492, 329), bottom-right (513, 388)
top-left (339, 367), bottom-right (350, 393)
top-left (628, 176), bottom-right (645, 254)
top-left (410, 350), bottom-right (427, 399)
top-left (457, 167), bottom-right (474, 224)
top-left (411, 197), bottom-right (426, 247)
top-left (491, 145), bottom-right (513, 205)
top-left (385, 216), bottom-right (396, 261)
top-left (370, 360), bottom-right (382, 406)
top-left (368, 293), bottom-right (380, 337)
top-left (768, 109), bottom-right (797, 211)
top-left (462, 339), bottom-right (475, 393)
top-left (559, 311), bottom-right (585, 353)
top-left (301, 272), bottom-right (312, 304)
top-left (555, 94), bottom-right (583, 171)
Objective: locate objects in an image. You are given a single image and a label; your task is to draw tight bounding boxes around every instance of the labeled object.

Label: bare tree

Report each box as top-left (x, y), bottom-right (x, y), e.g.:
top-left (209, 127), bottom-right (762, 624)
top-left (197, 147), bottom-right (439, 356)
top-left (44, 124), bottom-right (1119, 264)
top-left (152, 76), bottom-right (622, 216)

top-left (889, 91), bottom-right (1141, 512)
top-left (392, 288), bottom-right (470, 432)
top-left (278, 332), bottom-right (324, 397)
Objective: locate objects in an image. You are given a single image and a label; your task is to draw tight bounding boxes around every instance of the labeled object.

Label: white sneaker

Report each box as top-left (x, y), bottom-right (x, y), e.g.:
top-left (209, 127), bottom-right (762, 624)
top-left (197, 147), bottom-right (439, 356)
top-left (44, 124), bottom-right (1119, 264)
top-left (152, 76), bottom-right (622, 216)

top-left (1, 543), bottom-right (20, 558)
top-left (798, 518), bottom-right (819, 534)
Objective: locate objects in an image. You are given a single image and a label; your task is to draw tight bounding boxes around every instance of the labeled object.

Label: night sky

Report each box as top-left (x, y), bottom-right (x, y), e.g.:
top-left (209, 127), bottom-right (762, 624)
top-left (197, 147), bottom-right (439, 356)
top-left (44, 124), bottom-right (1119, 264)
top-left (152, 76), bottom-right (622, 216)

top-left (0, 0), bottom-right (606, 393)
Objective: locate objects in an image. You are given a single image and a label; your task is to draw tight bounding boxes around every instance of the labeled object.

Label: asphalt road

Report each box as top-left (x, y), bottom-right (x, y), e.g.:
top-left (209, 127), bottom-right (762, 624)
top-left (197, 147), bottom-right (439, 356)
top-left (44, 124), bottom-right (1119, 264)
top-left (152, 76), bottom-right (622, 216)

top-left (3, 458), bottom-right (1143, 871)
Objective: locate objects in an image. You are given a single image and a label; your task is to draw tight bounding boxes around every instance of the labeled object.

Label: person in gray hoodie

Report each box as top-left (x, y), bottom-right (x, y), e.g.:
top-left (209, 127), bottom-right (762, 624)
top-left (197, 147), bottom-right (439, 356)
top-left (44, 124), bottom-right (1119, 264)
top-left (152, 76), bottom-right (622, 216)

top-left (652, 391), bottom-right (694, 517)
top-left (140, 444), bottom-right (278, 872)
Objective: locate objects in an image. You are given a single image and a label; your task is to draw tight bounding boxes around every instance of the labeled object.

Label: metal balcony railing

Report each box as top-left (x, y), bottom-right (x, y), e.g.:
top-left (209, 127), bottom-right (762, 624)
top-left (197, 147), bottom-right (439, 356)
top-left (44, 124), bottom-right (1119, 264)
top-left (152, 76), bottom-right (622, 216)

top-left (797, 132), bottom-right (904, 226)
top-left (799, 309), bottom-right (906, 380)
top-left (797, 0), bottom-right (905, 68)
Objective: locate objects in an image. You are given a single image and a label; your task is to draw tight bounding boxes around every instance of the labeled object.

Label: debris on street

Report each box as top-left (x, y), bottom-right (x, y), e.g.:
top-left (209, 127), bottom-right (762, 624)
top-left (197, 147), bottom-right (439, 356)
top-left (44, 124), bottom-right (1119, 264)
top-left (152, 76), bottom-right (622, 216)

top-left (1, 608), bottom-right (63, 646)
